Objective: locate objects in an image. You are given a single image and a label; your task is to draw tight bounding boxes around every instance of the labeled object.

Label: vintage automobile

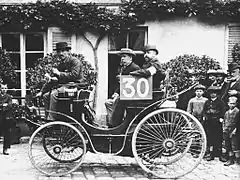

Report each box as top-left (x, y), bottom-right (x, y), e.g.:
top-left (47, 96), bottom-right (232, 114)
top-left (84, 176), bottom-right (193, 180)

top-left (26, 75), bottom-right (206, 179)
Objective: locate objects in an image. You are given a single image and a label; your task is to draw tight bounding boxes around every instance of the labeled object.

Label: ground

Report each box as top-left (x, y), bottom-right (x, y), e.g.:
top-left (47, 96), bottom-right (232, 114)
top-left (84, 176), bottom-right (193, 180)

top-left (0, 138), bottom-right (239, 180)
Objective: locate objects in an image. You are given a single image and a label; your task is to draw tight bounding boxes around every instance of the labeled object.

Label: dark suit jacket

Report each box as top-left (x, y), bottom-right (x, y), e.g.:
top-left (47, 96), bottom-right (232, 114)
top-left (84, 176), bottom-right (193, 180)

top-left (41, 55), bottom-right (84, 94)
top-left (0, 93), bottom-right (13, 129)
top-left (142, 57), bottom-right (166, 89)
top-left (222, 78), bottom-right (240, 108)
top-left (114, 62), bottom-right (140, 94)
top-left (203, 97), bottom-right (226, 120)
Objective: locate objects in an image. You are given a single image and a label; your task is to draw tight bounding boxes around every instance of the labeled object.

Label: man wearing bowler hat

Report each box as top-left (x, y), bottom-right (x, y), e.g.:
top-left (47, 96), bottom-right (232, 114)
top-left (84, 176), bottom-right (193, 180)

top-left (130, 45), bottom-right (166, 89)
top-left (105, 48), bottom-right (140, 127)
top-left (222, 62), bottom-right (240, 108)
top-left (36, 42), bottom-right (84, 120)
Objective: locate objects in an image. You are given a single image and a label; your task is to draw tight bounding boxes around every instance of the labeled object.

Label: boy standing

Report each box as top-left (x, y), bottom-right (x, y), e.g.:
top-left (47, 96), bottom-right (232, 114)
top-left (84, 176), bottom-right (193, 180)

top-left (203, 86), bottom-right (226, 161)
top-left (187, 84), bottom-right (208, 124)
top-left (222, 96), bottom-right (240, 166)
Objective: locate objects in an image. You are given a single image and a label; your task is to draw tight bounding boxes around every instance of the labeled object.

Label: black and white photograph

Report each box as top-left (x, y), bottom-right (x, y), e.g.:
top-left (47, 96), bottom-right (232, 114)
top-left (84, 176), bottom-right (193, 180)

top-left (0, 0), bottom-right (239, 179)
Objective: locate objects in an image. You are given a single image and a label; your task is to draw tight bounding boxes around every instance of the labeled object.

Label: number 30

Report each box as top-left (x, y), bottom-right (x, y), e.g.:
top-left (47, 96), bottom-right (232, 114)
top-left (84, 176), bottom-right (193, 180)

top-left (122, 77), bottom-right (150, 98)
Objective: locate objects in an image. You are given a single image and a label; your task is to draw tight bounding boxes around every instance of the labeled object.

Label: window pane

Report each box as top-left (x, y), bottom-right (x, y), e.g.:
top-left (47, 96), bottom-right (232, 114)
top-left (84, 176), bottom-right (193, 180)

top-left (26, 33), bottom-right (44, 51)
top-left (26, 53), bottom-right (44, 68)
top-left (9, 53), bottom-right (20, 69)
top-left (2, 34), bottom-right (20, 51)
top-left (129, 30), bottom-right (145, 50)
top-left (109, 33), bottom-right (127, 51)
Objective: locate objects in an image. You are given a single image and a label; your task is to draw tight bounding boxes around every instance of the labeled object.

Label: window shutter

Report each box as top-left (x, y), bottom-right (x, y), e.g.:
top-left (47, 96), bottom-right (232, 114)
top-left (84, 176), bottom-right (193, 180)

top-left (52, 31), bottom-right (71, 50)
top-left (228, 25), bottom-right (240, 63)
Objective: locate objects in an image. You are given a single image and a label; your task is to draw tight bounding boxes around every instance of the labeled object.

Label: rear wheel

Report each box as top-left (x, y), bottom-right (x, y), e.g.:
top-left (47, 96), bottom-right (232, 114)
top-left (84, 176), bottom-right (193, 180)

top-left (132, 108), bottom-right (206, 179)
top-left (28, 121), bottom-right (86, 176)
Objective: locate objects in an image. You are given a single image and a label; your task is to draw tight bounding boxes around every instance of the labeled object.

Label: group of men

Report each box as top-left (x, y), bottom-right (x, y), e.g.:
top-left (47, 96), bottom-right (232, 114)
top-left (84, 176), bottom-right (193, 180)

top-left (35, 42), bottom-right (165, 127)
top-left (186, 63), bottom-right (240, 165)
top-left (105, 45), bottom-right (165, 127)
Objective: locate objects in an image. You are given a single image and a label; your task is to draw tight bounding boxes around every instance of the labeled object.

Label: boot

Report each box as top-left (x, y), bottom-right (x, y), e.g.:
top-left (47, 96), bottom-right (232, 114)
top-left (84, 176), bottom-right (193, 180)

top-left (224, 156), bottom-right (235, 166)
top-left (3, 148), bottom-right (9, 155)
top-left (206, 153), bottom-right (214, 161)
top-left (219, 153), bottom-right (228, 162)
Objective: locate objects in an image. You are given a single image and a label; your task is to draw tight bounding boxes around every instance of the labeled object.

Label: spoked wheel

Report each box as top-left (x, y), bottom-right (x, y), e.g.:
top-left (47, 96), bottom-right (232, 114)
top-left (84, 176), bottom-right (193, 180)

top-left (28, 121), bottom-right (87, 176)
top-left (132, 108), bottom-right (206, 179)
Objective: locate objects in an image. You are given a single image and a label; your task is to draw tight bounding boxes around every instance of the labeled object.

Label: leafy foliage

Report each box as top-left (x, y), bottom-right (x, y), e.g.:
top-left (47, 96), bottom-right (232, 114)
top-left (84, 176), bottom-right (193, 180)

top-left (0, 0), bottom-right (240, 32)
top-left (0, 0), bottom-right (137, 33)
top-left (162, 54), bottom-right (221, 92)
top-left (0, 48), bottom-right (18, 88)
top-left (26, 53), bottom-right (97, 89)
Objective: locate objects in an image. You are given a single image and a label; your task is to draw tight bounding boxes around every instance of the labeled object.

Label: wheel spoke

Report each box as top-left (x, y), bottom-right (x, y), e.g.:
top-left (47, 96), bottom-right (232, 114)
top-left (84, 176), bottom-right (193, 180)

top-left (29, 121), bottom-right (86, 176)
top-left (132, 108), bottom-right (206, 179)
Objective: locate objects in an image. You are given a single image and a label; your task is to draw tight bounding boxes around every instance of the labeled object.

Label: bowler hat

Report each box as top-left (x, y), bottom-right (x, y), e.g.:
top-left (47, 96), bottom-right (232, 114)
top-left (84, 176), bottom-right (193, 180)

top-left (118, 48), bottom-right (136, 56)
top-left (228, 62), bottom-right (240, 71)
top-left (207, 86), bottom-right (221, 92)
top-left (194, 84), bottom-right (206, 91)
top-left (54, 42), bottom-right (71, 51)
top-left (143, 45), bottom-right (159, 55)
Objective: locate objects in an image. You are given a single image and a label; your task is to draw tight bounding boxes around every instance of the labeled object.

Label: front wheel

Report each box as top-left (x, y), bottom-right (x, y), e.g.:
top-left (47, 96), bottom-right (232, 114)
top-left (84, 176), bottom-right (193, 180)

top-left (28, 121), bottom-right (87, 176)
top-left (132, 108), bottom-right (206, 179)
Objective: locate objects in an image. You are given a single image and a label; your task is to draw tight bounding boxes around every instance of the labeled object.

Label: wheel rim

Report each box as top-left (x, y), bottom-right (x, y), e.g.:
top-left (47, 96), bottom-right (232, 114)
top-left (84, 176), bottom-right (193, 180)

top-left (132, 108), bottom-right (206, 179)
top-left (29, 121), bottom-right (86, 176)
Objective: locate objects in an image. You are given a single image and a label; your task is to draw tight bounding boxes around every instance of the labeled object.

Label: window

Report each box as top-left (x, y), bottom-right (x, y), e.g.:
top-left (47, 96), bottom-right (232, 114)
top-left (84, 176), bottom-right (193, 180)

top-left (0, 32), bottom-right (45, 97)
top-left (227, 24), bottom-right (240, 63)
top-left (26, 33), bottom-right (44, 68)
top-left (109, 27), bottom-right (147, 51)
top-left (108, 27), bottom-right (148, 96)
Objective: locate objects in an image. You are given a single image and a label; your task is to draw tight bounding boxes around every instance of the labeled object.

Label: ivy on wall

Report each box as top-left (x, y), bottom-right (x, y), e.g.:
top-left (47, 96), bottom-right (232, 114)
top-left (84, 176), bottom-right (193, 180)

top-left (0, 0), bottom-right (240, 33)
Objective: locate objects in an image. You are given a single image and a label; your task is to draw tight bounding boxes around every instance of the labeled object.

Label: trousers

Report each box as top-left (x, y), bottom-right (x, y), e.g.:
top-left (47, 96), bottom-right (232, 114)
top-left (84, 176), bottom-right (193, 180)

top-left (43, 89), bottom-right (58, 120)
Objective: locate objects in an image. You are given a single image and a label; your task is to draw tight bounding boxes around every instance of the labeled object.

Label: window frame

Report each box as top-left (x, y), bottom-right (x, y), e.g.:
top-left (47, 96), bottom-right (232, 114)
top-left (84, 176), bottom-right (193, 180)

top-left (108, 26), bottom-right (148, 55)
top-left (0, 31), bottom-right (47, 98)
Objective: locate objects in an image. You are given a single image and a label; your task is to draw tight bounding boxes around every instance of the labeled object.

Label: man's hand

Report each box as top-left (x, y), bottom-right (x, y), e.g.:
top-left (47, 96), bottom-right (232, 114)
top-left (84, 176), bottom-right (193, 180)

top-left (52, 68), bottom-right (60, 76)
top-left (112, 93), bottom-right (119, 100)
top-left (219, 118), bottom-right (224, 123)
top-left (228, 90), bottom-right (238, 96)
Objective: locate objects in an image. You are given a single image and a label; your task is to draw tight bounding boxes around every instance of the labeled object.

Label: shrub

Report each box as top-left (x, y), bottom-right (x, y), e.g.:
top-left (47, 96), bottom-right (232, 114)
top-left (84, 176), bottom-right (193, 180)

top-left (26, 53), bottom-right (97, 89)
top-left (0, 47), bottom-right (18, 87)
top-left (162, 54), bottom-right (221, 92)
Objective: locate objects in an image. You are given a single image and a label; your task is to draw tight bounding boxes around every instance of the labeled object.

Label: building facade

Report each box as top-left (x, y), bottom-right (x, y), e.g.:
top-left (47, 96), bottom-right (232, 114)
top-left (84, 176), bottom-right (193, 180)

top-left (0, 0), bottom-right (239, 119)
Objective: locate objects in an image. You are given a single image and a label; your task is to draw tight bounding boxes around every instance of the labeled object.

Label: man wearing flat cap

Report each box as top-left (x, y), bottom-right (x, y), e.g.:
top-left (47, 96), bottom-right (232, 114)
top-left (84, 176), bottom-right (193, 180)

top-left (105, 48), bottom-right (140, 127)
top-left (130, 45), bottom-right (166, 89)
top-left (36, 42), bottom-right (84, 120)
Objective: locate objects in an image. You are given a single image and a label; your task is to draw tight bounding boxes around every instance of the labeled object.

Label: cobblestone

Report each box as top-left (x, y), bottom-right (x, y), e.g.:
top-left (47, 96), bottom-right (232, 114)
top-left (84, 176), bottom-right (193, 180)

top-left (0, 142), bottom-right (239, 180)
